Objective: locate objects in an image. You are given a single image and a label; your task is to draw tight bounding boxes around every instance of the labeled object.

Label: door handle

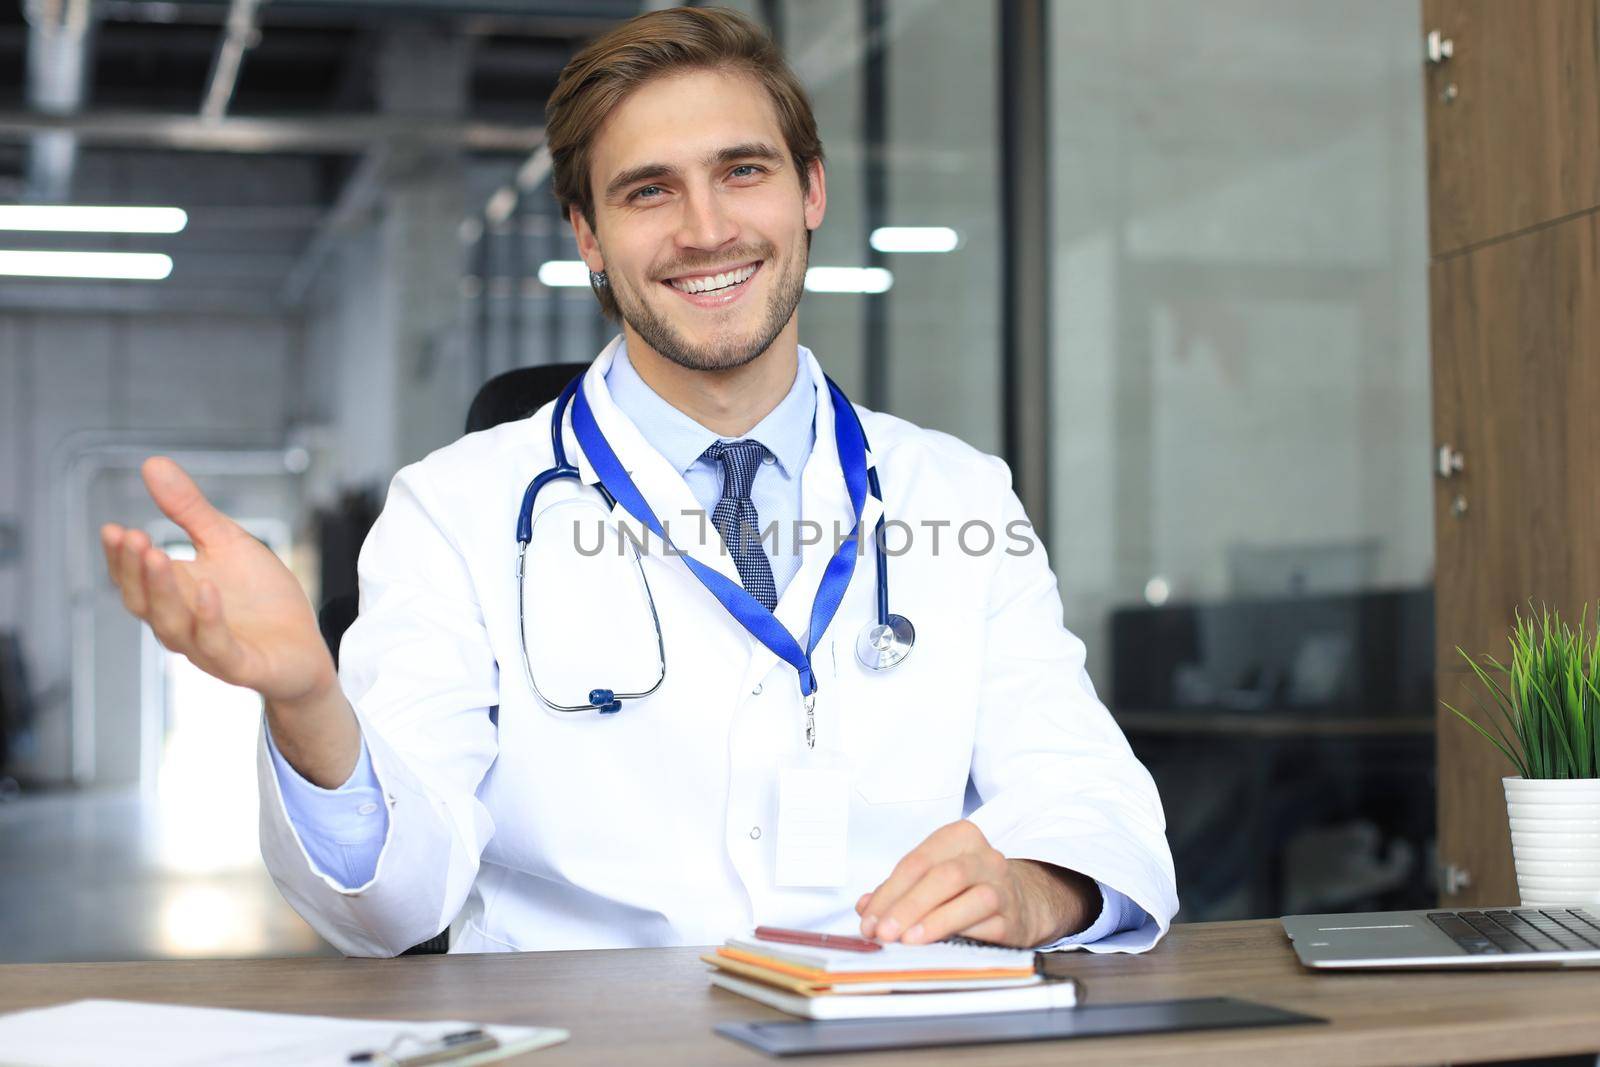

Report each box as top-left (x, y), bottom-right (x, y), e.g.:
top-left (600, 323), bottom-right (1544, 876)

top-left (1436, 444), bottom-right (1465, 479)
top-left (1426, 29), bottom-right (1454, 66)
top-left (1442, 863), bottom-right (1473, 896)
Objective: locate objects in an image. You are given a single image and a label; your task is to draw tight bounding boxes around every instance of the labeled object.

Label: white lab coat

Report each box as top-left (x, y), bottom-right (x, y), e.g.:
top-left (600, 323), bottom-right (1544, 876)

top-left (257, 339), bottom-right (1178, 957)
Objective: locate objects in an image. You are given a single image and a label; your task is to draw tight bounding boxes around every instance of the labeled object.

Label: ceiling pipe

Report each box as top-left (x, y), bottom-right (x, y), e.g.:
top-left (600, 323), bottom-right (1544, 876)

top-left (201, 0), bottom-right (265, 123)
top-left (0, 110), bottom-right (544, 153)
top-left (22, 0), bottom-right (94, 203)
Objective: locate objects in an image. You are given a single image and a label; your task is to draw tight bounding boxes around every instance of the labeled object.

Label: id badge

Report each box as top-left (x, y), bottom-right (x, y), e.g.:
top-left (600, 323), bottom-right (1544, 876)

top-left (775, 757), bottom-right (850, 888)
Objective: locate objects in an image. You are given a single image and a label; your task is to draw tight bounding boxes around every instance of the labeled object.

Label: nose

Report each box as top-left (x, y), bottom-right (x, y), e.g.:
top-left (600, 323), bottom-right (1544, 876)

top-left (675, 182), bottom-right (738, 252)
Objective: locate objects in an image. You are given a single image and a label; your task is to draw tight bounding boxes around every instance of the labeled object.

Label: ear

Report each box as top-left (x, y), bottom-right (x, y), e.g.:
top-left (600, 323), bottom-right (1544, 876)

top-left (569, 206), bottom-right (605, 272)
top-left (802, 157), bottom-right (827, 233)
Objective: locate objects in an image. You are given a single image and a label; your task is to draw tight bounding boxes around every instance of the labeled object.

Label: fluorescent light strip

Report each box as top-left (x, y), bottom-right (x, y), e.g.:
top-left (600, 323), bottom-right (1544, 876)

top-left (535, 261), bottom-right (895, 294)
top-left (0, 205), bottom-right (188, 234)
top-left (0, 251), bottom-right (174, 280)
top-left (804, 266), bottom-right (893, 294)
top-left (869, 226), bottom-right (959, 253)
top-left (538, 260), bottom-right (592, 287)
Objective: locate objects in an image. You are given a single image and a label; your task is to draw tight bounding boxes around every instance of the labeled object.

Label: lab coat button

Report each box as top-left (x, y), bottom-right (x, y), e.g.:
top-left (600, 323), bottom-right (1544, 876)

top-left (357, 802), bottom-right (378, 816)
top-left (749, 826), bottom-right (762, 840)
top-left (751, 683), bottom-right (763, 695)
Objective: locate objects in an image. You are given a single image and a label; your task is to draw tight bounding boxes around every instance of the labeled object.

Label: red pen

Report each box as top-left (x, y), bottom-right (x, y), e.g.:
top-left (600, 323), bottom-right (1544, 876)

top-left (753, 925), bottom-right (883, 953)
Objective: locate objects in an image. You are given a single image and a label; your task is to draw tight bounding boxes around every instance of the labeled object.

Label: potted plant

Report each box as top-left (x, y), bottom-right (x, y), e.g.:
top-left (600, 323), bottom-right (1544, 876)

top-left (1448, 605), bottom-right (1600, 907)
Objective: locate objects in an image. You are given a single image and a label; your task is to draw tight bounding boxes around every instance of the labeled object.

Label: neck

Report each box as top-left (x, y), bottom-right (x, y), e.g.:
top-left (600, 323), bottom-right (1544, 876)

top-left (620, 322), bottom-right (800, 437)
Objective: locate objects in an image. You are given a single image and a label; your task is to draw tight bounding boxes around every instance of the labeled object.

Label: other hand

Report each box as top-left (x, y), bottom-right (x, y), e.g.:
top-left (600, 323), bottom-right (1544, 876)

top-left (101, 456), bottom-right (336, 709)
top-left (855, 819), bottom-right (1099, 948)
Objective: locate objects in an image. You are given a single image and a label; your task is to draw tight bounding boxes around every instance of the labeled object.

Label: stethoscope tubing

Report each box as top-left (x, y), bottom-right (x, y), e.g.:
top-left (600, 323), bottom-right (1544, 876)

top-left (516, 370), bottom-right (906, 714)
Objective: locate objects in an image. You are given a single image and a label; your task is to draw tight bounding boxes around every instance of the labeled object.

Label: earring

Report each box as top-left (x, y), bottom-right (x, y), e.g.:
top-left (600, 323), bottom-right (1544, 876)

top-left (590, 270), bottom-right (608, 288)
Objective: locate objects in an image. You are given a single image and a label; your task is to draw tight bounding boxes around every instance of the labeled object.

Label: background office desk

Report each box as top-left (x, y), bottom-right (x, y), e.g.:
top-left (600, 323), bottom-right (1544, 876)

top-left (2, 920), bottom-right (1598, 1065)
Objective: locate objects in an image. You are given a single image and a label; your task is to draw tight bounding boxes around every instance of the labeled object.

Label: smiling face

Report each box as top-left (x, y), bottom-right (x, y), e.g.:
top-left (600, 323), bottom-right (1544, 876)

top-left (570, 68), bottom-right (826, 372)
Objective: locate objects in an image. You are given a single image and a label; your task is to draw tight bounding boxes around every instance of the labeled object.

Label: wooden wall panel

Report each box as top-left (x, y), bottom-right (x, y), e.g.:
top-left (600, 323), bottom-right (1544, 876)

top-left (1423, 0), bottom-right (1600, 256)
top-left (1430, 208), bottom-right (1600, 905)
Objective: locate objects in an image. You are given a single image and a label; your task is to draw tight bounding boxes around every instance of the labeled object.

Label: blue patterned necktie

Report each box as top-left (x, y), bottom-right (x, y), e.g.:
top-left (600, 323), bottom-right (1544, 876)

top-left (702, 439), bottom-right (779, 611)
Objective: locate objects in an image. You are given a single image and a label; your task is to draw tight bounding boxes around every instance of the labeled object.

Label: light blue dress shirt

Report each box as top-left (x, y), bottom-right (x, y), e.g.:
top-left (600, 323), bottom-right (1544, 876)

top-left (605, 342), bottom-right (815, 599)
top-left (268, 343), bottom-right (1147, 948)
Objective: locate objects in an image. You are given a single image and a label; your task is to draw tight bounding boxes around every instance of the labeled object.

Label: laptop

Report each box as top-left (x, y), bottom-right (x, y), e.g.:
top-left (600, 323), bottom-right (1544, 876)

top-left (1283, 907), bottom-right (1600, 969)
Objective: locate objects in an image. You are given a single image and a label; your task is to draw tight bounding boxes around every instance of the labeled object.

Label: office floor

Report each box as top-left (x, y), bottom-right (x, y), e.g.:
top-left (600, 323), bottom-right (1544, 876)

top-left (0, 788), bottom-right (333, 964)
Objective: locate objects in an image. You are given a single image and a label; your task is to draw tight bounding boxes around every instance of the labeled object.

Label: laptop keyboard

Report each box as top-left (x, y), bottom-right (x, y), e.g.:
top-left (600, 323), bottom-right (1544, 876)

top-left (1427, 908), bottom-right (1600, 955)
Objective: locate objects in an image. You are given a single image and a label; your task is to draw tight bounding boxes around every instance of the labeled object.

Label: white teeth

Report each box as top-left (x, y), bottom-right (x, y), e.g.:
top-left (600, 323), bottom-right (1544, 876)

top-left (670, 263), bottom-right (756, 295)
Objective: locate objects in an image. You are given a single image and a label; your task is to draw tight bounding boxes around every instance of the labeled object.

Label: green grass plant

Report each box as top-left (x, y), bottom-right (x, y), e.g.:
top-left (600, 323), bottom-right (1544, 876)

top-left (1446, 604), bottom-right (1600, 780)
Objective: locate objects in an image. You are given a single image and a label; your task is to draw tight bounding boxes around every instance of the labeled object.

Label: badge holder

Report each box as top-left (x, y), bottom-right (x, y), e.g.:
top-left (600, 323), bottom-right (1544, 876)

top-left (775, 691), bottom-right (850, 888)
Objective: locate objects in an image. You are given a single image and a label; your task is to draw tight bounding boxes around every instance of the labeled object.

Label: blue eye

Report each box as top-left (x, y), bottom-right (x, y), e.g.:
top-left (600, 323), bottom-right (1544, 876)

top-left (632, 185), bottom-right (663, 201)
top-left (731, 165), bottom-right (761, 178)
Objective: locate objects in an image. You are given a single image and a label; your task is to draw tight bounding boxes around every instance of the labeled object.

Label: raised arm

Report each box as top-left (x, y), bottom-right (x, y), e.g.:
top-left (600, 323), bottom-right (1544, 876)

top-left (101, 456), bottom-right (360, 786)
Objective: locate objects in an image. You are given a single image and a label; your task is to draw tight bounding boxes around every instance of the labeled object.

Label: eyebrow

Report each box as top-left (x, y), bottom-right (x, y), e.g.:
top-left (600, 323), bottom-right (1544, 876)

top-left (603, 141), bottom-right (786, 203)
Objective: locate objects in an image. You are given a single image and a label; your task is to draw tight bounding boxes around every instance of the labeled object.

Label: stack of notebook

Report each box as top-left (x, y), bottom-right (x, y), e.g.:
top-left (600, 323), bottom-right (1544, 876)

top-left (704, 926), bottom-right (1080, 1019)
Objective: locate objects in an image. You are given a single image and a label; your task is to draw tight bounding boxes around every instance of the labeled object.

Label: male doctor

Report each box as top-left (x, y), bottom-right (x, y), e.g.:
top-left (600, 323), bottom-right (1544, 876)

top-left (100, 6), bottom-right (1177, 957)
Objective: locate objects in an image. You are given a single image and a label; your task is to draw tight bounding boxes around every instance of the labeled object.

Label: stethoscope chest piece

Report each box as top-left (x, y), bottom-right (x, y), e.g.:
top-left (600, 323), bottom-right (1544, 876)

top-left (856, 613), bottom-right (915, 671)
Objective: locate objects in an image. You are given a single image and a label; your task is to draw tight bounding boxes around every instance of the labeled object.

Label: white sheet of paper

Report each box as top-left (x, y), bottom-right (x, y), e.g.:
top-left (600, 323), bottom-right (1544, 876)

top-left (775, 764), bottom-right (850, 887)
top-left (0, 1000), bottom-right (568, 1067)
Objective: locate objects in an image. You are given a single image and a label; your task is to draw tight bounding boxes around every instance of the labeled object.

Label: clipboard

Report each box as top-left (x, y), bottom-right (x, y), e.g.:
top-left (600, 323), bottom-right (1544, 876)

top-left (0, 1000), bottom-right (569, 1066)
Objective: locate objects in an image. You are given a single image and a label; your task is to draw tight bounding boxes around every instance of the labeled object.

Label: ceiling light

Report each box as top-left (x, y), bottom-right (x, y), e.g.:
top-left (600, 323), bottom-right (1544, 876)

top-left (485, 186), bottom-right (518, 226)
top-left (0, 205), bottom-right (187, 234)
top-left (0, 250), bottom-right (174, 280)
top-left (804, 267), bottom-right (893, 294)
top-left (537, 260), bottom-right (593, 287)
top-left (869, 227), bottom-right (959, 253)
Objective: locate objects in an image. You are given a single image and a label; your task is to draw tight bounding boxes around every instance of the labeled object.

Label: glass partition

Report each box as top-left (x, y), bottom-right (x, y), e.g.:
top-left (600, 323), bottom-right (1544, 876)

top-left (1048, 0), bottom-right (1434, 919)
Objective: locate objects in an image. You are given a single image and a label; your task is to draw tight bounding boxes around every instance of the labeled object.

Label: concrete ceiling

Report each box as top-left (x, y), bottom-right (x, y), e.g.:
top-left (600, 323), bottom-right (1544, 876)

top-left (0, 0), bottom-right (649, 313)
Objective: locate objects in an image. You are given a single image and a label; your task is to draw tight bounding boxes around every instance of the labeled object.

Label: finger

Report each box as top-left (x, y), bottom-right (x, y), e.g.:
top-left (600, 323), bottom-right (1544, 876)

top-left (901, 883), bottom-right (1003, 945)
top-left (101, 524), bottom-right (127, 587)
top-left (191, 578), bottom-right (243, 676)
top-left (860, 825), bottom-right (974, 937)
top-left (143, 549), bottom-right (197, 652)
top-left (862, 852), bottom-right (942, 937)
top-left (955, 914), bottom-right (1011, 946)
top-left (875, 856), bottom-right (982, 943)
top-left (860, 850), bottom-right (939, 938)
top-left (117, 529), bottom-right (153, 616)
top-left (855, 893), bottom-right (871, 916)
top-left (141, 457), bottom-right (233, 550)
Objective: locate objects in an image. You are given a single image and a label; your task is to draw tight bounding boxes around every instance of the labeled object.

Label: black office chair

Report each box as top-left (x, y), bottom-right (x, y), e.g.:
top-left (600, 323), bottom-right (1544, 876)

top-left (316, 361), bottom-right (590, 957)
top-left (463, 362), bottom-right (592, 436)
top-left (0, 630), bottom-right (32, 792)
top-left (318, 361), bottom-right (591, 671)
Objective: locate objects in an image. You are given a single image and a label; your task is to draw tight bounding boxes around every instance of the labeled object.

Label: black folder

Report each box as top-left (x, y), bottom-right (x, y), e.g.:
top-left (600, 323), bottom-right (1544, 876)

top-left (715, 996), bottom-right (1323, 1057)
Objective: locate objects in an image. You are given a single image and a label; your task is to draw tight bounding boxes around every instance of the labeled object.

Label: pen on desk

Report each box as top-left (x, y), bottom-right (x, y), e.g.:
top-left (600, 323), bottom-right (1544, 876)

top-left (753, 925), bottom-right (883, 953)
top-left (348, 1028), bottom-right (499, 1066)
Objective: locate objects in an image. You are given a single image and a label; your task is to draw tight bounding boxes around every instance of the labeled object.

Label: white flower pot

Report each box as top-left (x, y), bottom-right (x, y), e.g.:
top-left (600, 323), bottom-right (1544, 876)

top-left (1504, 776), bottom-right (1600, 907)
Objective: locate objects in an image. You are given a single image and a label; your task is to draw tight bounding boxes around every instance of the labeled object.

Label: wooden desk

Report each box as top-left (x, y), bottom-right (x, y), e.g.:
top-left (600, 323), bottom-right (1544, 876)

top-left (4, 920), bottom-right (1598, 1065)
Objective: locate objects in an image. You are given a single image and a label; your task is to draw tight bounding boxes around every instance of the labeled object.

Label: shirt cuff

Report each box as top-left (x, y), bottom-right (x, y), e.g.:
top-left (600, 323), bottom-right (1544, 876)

top-left (265, 723), bottom-right (388, 889)
top-left (1037, 882), bottom-right (1145, 950)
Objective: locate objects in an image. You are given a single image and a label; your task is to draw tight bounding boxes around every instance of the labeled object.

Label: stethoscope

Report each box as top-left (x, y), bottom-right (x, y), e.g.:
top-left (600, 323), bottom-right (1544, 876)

top-left (515, 370), bottom-right (915, 716)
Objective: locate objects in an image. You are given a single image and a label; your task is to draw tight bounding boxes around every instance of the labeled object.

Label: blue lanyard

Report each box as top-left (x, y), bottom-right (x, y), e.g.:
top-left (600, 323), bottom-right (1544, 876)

top-left (568, 372), bottom-right (869, 700)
